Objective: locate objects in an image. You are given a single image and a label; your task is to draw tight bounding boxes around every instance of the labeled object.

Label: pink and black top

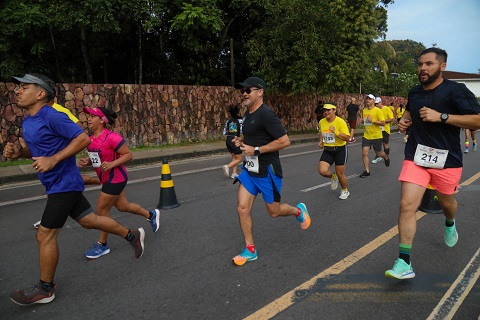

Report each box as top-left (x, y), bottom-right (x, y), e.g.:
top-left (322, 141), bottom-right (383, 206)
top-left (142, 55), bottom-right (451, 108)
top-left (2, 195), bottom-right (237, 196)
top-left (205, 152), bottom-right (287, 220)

top-left (87, 128), bottom-right (128, 184)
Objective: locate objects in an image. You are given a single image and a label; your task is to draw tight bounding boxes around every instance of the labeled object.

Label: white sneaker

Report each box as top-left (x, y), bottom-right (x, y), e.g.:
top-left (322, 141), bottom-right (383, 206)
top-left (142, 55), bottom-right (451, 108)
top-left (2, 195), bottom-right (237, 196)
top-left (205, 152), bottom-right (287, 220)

top-left (222, 165), bottom-right (230, 177)
top-left (339, 190), bottom-right (350, 200)
top-left (330, 173), bottom-right (338, 190)
top-left (33, 220), bottom-right (41, 229)
top-left (231, 173), bottom-right (238, 179)
top-left (371, 157), bottom-right (383, 164)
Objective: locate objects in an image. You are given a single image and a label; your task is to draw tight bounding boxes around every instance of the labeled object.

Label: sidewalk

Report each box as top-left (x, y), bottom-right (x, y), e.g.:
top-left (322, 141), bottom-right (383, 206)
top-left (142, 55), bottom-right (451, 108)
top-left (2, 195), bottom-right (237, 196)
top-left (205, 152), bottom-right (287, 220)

top-left (1, 132), bottom-right (336, 185)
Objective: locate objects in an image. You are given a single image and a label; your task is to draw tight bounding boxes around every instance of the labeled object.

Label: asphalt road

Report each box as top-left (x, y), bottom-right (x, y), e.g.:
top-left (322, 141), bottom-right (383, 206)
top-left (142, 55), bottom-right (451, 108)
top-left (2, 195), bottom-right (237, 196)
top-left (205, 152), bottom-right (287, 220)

top-left (1, 134), bottom-right (479, 320)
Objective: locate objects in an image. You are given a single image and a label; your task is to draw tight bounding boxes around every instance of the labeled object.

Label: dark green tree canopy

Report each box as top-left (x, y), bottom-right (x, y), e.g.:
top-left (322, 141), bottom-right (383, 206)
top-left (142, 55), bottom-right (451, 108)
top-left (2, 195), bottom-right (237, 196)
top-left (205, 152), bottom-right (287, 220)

top-left (1, 0), bottom-right (419, 96)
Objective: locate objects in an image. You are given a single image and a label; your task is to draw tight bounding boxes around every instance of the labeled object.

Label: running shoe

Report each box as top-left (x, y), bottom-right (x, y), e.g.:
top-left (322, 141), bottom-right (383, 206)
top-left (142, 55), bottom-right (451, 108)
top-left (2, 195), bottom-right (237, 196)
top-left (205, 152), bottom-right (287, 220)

top-left (473, 144), bottom-right (477, 152)
top-left (384, 156), bottom-right (390, 167)
top-left (84, 242), bottom-right (111, 259)
top-left (296, 203), bottom-right (311, 230)
top-left (385, 258), bottom-right (415, 280)
top-left (222, 165), bottom-right (230, 177)
top-left (33, 220), bottom-right (41, 229)
top-left (331, 173), bottom-right (338, 190)
top-left (232, 248), bottom-right (258, 266)
top-left (359, 171), bottom-right (370, 178)
top-left (339, 190), bottom-right (350, 200)
top-left (444, 224), bottom-right (458, 247)
top-left (149, 209), bottom-right (160, 232)
top-left (10, 282), bottom-right (55, 305)
top-left (130, 228), bottom-right (145, 259)
top-left (231, 173), bottom-right (238, 179)
top-left (371, 157), bottom-right (382, 164)
top-left (464, 148), bottom-right (469, 153)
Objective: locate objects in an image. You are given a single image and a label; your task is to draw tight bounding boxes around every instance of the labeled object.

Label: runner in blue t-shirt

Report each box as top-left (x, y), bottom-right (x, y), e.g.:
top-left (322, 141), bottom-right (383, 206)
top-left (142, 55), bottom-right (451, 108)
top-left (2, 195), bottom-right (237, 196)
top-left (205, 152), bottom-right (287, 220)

top-left (3, 73), bottom-right (146, 306)
top-left (230, 77), bottom-right (312, 266)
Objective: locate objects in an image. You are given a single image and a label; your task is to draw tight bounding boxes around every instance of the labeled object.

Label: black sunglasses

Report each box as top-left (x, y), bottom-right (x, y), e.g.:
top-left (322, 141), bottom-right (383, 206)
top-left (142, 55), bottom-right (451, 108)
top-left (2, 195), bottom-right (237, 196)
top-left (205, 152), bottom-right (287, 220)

top-left (240, 87), bottom-right (260, 94)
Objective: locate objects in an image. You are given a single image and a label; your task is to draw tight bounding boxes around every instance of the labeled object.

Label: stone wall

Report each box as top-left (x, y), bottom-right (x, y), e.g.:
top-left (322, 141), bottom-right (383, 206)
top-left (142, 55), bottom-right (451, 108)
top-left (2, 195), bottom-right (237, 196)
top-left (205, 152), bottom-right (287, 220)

top-left (0, 82), bottom-right (406, 158)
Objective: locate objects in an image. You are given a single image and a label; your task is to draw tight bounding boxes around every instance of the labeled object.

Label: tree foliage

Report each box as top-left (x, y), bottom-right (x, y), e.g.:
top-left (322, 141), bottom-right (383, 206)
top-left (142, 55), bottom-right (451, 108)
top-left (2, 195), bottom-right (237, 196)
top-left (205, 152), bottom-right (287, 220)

top-left (0, 0), bottom-right (422, 96)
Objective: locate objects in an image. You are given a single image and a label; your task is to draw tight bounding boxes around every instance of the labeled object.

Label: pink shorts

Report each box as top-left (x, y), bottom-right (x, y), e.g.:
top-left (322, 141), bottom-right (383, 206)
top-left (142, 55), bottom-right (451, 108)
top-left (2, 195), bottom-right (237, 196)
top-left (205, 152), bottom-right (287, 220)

top-left (398, 160), bottom-right (461, 195)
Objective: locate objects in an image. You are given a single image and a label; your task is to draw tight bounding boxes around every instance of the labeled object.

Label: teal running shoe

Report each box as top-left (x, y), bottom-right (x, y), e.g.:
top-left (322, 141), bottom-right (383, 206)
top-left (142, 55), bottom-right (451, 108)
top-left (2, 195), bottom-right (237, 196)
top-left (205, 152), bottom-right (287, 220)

top-left (232, 248), bottom-right (258, 266)
top-left (296, 203), bottom-right (311, 230)
top-left (385, 258), bottom-right (415, 280)
top-left (444, 224), bottom-right (458, 247)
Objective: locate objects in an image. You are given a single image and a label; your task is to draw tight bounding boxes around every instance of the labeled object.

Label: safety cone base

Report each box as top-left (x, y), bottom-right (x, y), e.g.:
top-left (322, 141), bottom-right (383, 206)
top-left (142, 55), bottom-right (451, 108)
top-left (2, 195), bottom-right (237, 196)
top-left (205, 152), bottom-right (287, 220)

top-left (418, 188), bottom-right (442, 214)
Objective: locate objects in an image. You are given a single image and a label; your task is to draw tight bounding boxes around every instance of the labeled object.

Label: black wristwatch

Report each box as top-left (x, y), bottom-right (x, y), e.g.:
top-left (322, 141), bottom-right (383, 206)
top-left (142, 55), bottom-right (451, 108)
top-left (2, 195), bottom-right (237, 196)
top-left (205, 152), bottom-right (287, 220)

top-left (440, 113), bottom-right (449, 123)
top-left (254, 147), bottom-right (261, 156)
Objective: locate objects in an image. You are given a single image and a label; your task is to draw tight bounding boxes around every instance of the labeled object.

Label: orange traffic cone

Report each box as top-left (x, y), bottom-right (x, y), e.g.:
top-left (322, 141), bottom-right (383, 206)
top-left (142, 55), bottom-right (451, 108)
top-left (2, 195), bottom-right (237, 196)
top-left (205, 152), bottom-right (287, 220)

top-left (418, 184), bottom-right (442, 214)
top-left (157, 159), bottom-right (180, 209)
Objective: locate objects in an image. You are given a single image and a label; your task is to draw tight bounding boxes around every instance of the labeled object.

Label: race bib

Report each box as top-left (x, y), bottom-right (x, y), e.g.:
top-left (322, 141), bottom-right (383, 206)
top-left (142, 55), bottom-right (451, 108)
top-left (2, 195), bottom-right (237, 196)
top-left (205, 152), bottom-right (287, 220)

top-left (88, 152), bottom-right (101, 168)
top-left (364, 117), bottom-right (372, 126)
top-left (322, 132), bottom-right (335, 144)
top-left (245, 155), bottom-right (259, 173)
top-left (413, 144), bottom-right (448, 169)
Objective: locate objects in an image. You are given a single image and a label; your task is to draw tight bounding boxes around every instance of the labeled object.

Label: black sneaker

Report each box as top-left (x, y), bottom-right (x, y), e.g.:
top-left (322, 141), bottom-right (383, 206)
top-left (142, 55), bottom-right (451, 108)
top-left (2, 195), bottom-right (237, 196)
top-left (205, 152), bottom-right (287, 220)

top-left (129, 228), bottom-right (145, 259)
top-left (10, 282), bottom-right (55, 305)
top-left (359, 171), bottom-right (370, 178)
top-left (385, 156), bottom-right (390, 167)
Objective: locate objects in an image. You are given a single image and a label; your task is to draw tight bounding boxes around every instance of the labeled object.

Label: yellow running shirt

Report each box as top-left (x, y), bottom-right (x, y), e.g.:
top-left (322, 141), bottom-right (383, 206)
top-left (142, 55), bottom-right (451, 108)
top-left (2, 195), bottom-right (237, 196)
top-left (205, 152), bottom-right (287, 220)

top-left (380, 106), bottom-right (394, 134)
top-left (363, 107), bottom-right (385, 140)
top-left (319, 116), bottom-right (349, 147)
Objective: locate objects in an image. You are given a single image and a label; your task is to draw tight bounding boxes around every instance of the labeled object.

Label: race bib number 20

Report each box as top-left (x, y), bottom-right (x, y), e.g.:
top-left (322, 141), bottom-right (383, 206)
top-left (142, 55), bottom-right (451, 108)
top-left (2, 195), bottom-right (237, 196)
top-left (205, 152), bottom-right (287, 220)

top-left (245, 155), bottom-right (259, 173)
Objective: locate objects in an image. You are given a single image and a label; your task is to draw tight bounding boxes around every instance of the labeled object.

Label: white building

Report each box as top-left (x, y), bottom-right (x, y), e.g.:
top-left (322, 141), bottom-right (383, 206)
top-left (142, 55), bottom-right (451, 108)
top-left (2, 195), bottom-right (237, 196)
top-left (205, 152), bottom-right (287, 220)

top-left (443, 71), bottom-right (480, 98)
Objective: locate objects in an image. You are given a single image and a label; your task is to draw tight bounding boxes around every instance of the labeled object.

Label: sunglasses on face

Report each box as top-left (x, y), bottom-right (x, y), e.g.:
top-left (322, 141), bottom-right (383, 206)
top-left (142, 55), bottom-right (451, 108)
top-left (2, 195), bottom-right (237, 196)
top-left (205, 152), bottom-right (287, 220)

top-left (241, 87), bottom-right (260, 94)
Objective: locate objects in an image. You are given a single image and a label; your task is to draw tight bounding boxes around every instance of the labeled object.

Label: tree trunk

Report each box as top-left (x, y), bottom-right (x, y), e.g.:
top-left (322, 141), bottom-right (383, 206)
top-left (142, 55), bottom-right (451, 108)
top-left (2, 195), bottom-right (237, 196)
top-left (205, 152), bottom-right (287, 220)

top-left (80, 25), bottom-right (93, 83)
top-left (49, 27), bottom-right (61, 82)
top-left (138, 23), bottom-right (143, 85)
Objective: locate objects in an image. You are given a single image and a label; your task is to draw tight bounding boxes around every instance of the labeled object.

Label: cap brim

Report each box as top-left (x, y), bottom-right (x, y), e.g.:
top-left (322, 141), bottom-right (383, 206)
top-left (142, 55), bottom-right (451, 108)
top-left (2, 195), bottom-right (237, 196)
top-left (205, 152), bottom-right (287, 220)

top-left (83, 107), bottom-right (102, 116)
top-left (11, 76), bottom-right (34, 84)
top-left (234, 82), bottom-right (250, 89)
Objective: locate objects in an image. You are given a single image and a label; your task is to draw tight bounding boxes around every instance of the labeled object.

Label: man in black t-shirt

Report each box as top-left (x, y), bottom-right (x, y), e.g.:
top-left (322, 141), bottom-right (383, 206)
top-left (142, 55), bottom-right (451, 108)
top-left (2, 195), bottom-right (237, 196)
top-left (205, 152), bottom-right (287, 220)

top-left (385, 48), bottom-right (480, 281)
top-left (346, 97), bottom-right (360, 143)
top-left (230, 77), bottom-right (311, 266)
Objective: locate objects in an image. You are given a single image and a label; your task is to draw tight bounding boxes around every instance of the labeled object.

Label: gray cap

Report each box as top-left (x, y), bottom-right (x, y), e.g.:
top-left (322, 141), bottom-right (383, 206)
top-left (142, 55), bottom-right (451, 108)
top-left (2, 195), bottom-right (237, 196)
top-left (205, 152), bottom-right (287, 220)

top-left (11, 74), bottom-right (56, 97)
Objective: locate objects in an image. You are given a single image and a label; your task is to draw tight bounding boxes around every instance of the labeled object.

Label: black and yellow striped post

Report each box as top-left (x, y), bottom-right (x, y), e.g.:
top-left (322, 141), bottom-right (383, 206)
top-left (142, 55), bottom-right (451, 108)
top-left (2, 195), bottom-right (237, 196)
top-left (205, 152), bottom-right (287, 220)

top-left (418, 184), bottom-right (442, 214)
top-left (157, 159), bottom-right (180, 209)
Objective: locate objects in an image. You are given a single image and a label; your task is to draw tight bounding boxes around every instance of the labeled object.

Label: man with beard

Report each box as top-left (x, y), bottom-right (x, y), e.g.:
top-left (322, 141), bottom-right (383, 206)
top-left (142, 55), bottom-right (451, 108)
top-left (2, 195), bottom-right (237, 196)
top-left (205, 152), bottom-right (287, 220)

top-left (231, 77), bottom-right (311, 266)
top-left (385, 48), bottom-right (480, 280)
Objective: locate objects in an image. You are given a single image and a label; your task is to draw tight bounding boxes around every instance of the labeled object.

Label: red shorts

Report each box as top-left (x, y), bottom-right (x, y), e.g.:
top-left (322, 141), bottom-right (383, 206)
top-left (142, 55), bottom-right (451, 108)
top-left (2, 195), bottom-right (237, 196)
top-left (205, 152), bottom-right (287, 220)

top-left (348, 120), bottom-right (357, 129)
top-left (398, 160), bottom-right (461, 195)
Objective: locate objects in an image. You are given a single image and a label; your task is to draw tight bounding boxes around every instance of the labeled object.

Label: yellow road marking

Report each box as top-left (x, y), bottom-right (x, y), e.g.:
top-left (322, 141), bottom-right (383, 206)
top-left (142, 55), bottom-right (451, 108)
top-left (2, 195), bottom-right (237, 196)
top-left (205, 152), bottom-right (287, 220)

top-left (244, 172), bottom-right (480, 320)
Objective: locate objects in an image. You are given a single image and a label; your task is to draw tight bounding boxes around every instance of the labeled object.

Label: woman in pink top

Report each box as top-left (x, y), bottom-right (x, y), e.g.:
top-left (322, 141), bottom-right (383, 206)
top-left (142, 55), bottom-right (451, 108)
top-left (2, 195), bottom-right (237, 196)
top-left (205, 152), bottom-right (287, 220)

top-left (79, 107), bottom-right (160, 259)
